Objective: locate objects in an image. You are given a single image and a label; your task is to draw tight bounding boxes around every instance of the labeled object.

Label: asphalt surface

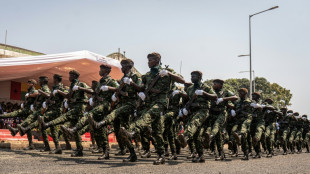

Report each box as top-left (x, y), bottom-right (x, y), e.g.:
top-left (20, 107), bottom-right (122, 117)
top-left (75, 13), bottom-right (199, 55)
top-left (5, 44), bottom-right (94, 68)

top-left (0, 148), bottom-right (310, 174)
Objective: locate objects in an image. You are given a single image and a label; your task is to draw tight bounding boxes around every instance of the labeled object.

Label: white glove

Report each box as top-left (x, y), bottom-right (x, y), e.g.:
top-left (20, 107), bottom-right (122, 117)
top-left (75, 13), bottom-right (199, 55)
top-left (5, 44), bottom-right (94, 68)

top-left (172, 90), bottom-right (180, 97)
top-left (89, 97), bottom-right (94, 106)
top-left (182, 108), bottom-right (189, 116)
top-left (159, 69), bottom-right (169, 76)
top-left (231, 110), bottom-right (236, 117)
top-left (30, 104), bottom-right (35, 111)
top-left (287, 113), bottom-right (293, 116)
top-left (178, 109), bottom-right (183, 118)
top-left (53, 89), bottom-right (58, 96)
top-left (100, 85), bottom-right (109, 91)
top-left (123, 77), bottom-right (132, 85)
top-left (267, 110), bottom-right (271, 114)
top-left (250, 103), bottom-right (257, 108)
top-left (25, 93), bottom-right (29, 98)
top-left (20, 103), bottom-right (24, 109)
top-left (42, 102), bottom-right (47, 109)
top-left (64, 101), bottom-right (69, 109)
top-left (112, 93), bottom-right (117, 102)
top-left (261, 104), bottom-right (266, 108)
top-left (138, 92), bottom-right (146, 101)
top-left (72, 85), bottom-right (79, 91)
top-left (216, 98), bottom-right (224, 105)
top-left (195, 90), bottom-right (204, 96)
top-left (134, 110), bottom-right (137, 117)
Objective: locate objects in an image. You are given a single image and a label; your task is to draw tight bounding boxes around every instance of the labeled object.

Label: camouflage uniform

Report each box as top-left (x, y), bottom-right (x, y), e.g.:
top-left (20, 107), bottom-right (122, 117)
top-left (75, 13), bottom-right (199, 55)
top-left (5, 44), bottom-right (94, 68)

top-left (250, 100), bottom-right (265, 155)
top-left (204, 88), bottom-right (234, 156)
top-left (295, 118), bottom-right (304, 152)
top-left (184, 81), bottom-right (215, 156)
top-left (278, 113), bottom-right (290, 153)
top-left (264, 108), bottom-right (280, 155)
top-left (302, 118), bottom-right (310, 152)
top-left (230, 97), bottom-right (252, 155)
top-left (288, 115), bottom-right (298, 153)
top-left (47, 79), bottom-right (90, 151)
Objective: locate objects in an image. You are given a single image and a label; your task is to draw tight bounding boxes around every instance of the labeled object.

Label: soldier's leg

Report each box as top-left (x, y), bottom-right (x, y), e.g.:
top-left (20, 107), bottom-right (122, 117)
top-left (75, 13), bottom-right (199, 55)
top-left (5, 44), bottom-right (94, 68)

top-left (240, 118), bottom-right (251, 160)
top-left (265, 124), bottom-right (272, 154)
top-left (281, 129), bottom-right (289, 154)
top-left (1, 109), bottom-right (30, 118)
top-left (289, 129), bottom-right (296, 153)
top-left (253, 123), bottom-right (265, 155)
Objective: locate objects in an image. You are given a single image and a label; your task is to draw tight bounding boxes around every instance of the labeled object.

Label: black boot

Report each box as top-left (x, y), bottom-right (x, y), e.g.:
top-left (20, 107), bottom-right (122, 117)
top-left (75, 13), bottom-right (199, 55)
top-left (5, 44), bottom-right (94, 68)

top-left (119, 127), bottom-right (136, 140)
top-left (40, 142), bottom-right (51, 152)
top-left (115, 149), bottom-right (127, 156)
top-left (71, 148), bottom-right (83, 157)
top-left (64, 141), bottom-right (72, 150)
top-left (92, 147), bottom-right (103, 153)
top-left (242, 151), bottom-right (249, 160)
top-left (215, 150), bottom-right (225, 161)
top-left (192, 153), bottom-right (205, 163)
top-left (169, 149), bottom-right (177, 160)
top-left (141, 150), bottom-right (151, 158)
top-left (253, 152), bottom-right (261, 158)
top-left (153, 154), bottom-right (165, 165)
top-left (187, 151), bottom-right (197, 159)
top-left (164, 144), bottom-right (169, 157)
top-left (60, 125), bottom-right (77, 137)
top-left (266, 151), bottom-right (273, 158)
top-left (98, 149), bottom-right (109, 160)
top-left (24, 142), bottom-right (35, 150)
top-left (123, 148), bottom-right (137, 162)
top-left (8, 125), bottom-right (18, 136)
top-left (50, 143), bottom-right (62, 154)
top-left (17, 124), bottom-right (29, 136)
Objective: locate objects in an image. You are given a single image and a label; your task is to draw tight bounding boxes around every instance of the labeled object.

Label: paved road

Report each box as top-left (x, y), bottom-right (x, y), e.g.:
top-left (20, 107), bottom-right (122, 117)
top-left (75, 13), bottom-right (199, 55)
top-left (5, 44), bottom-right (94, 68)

top-left (1, 148), bottom-right (310, 174)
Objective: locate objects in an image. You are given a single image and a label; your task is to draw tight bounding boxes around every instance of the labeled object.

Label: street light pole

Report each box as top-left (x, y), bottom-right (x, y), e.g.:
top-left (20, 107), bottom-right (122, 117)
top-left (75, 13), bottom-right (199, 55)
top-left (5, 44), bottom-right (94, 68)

top-left (248, 6), bottom-right (278, 99)
top-left (239, 70), bottom-right (255, 92)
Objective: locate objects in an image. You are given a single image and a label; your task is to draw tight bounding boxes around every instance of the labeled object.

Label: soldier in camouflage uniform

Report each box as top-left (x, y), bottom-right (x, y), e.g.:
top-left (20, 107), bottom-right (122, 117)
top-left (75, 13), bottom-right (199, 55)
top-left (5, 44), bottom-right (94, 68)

top-left (295, 114), bottom-right (304, 153)
top-left (230, 88), bottom-right (252, 160)
top-left (119, 52), bottom-right (185, 165)
top-left (16, 76), bottom-right (51, 150)
top-left (87, 59), bottom-right (141, 159)
top-left (203, 79), bottom-right (237, 161)
top-left (263, 98), bottom-right (282, 158)
top-left (60, 65), bottom-right (118, 159)
top-left (301, 115), bottom-right (310, 153)
top-left (278, 108), bottom-right (290, 155)
top-left (18, 74), bottom-right (67, 154)
top-left (39, 70), bottom-right (91, 157)
top-left (162, 85), bottom-right (183, 160)
top-left (288, 111), bottom-right (299, 154)
top-left (179, 71), bottom-right (217, 163)
top-left (3, 79), bottom-right (38, 149)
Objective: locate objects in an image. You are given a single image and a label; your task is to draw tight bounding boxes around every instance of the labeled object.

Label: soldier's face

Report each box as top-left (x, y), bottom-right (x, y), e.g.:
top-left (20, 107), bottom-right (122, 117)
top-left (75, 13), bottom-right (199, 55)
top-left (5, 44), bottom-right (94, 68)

top-left (238, 91), bottom-right (247, 98)
top-left (91, 83), bottom-right (98, 90)
top-left (27, 82), bottom-right (34, 88)
top-left (148, 57), bottom-right (159, 68)
top-left (99, 68), bottom-right (110, 77)
top-left (39, 79), bottom-right (44, 86)
top-left (252, 94), bottom-right (258, 100)
top-left (191, 74), bottom-right (201, 83)
top-left (121, 64), bottom-right (131, 74)
top-left (213, 82), bottom-right (222, 90)
top-left (69, 74), bottom-right (76, 82)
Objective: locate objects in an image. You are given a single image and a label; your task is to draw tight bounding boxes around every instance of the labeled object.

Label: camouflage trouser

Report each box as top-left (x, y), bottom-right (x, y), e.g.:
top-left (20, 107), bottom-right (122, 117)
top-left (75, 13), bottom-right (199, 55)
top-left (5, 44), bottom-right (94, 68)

top-left (304, 131), bottom-right (310, 144)
top-left (163, 111), bottom-right (177, 153)
top-left (49, 103), bottom-right (86, 150)
top-left (265, 123), bottom-right (276, 153)
top-left (104, 103), bottom-right (134, 151)
top-left (250, 121), bottom-right (265, 153)
top-left (184, 109), bottom-right (209, 155)
top-left (279, 127), bottom-right (289, 152)
top-left (2, 108), bottom-right (33, 145)
top-left (288, 128), bottom-right (297, 146)
top-left (21, 110), bottom-right (42, 145)
top-left (204, 112), bottom-right (226, 153)
top-left (1, 108), bottom-right (32, 118)
top-left (230, 117), bottom-right (252, 153)
top-left (295, 128), bottom-right (303, 150)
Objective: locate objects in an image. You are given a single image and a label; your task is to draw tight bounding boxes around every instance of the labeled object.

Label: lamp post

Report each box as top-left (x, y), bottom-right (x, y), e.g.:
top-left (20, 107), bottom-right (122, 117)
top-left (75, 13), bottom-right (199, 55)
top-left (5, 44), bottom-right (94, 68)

top-left (240, 6), bottom-right (278, 99)
top-left (239, 70), bottom-right (255, 92)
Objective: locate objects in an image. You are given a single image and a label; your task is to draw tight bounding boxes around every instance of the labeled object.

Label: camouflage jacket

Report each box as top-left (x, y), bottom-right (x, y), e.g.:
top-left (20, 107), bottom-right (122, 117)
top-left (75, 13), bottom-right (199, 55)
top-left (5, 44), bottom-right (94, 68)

top-left (119, 72), bottom-right (141, 106)
top-left (49, 83), bottom-right (68, 109)
top-left (186, 81), bottom-right (215, 110)
top-left (210, 88), bottom-right (234, 114)
top-left (235, 97), bottom-right (252, 121)
top-left (68, 79), bottom-right (90, 104)
top-left (251, 100), bottom-right (265, 123)
top-left (94, 75), bottom-right (119, 107)
top-left (25, 87), bottom-right (38, 108)
top-left (35, 84), bottom-right (50, 110)
top-left (278, 113), bottom-right (290, 130)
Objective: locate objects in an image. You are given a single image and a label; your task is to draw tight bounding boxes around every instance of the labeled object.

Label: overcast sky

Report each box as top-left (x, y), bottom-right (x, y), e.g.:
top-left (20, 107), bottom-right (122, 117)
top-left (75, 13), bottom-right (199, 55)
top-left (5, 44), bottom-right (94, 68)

top-left (1, 0), bottom-right (309, 114)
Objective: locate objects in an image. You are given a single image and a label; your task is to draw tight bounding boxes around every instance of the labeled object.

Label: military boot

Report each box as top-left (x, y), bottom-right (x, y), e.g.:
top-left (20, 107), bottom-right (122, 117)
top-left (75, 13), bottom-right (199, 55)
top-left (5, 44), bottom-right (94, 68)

top-left (187, 151), bottom-right (197, 159)
top-left (17, 124), bottom-right (30, 136)
top-left (305, 144), bottom-right (310, 153)
top-left (253, 152), bottom-right (261, 158)
top-left (266, 151), bottom-right (273, 158)
top-left (115, 149), bottom-right (127, 156)
top-left (71, 148), bottom-right (83, 157)
top-left (153, 154), bottom-right (165, 165)
top-left (24, 142), bottom-right (35, 150)
top-left (141, 150), bottom-right (151, 158)
top-left (64, 141), bottom-right (72, 150)
top-left (92, 147), bottom-right (103, 153)
top-left (40, 142), bottom-right (51, 152)
top-left (50, 143), bottom-right (62, 154)
top-left (192, 153), bottom-right (205, 163)
top-left (215, 150), bottom-right (225, 161)
top-left (98, 149), bottom-right (110, 160)
top-left (123, 148), bottom-right (137, 162)
top-left (8, 125), bottom-right (18, 136)
top-left (119, 127), bottom-right (136, 140)
top-left (242, 151), bottom-right (249, 160)
top-left (169, 149), bottom-right (177, 160)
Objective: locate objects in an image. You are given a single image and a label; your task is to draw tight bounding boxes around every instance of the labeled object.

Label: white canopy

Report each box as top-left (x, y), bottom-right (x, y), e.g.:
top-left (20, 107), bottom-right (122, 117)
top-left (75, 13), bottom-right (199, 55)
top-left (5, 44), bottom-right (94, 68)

top-left (0, 50), bottom-right (123, 86)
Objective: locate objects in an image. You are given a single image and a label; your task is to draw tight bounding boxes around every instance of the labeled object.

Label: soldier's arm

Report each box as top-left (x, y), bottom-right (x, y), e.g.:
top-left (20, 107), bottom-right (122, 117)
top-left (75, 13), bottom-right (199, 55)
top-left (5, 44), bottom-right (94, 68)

top-left (57, 90), bottom-right (70, 98)
top-left (201, 87), bottom-right (217, 100)
top-left (77, 86), bottom-right (94, 94)
top-left (223, 91), bottom-right (238, 102)
top-left (38, 89), bottom-right (50, 98)
top-left (167, 72), bottom-right (185, 84)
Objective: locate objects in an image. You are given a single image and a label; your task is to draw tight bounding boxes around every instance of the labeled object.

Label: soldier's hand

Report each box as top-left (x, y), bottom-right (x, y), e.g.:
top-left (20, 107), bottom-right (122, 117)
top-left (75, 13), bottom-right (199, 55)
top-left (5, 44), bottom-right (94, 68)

top-left (159, 70), bottom-right (169, 76)
top-left (64, 101), bottom-right (69, 109)
top-left (25, 93), bottom-right (29, 98)
top-left (172, 90), bottom-right (180, 97)
top-left (53, 89), bottom-right (58, 96)
top-left (123, 77), bottom-right (132, 85)
top-left (112, 93), bottom-right (117, 102)
top-left (72, 85), bottom-right (79, 91)
top-left (20, 103), bottom-right (24, 109)
top-left (100, 85), bottom-right (109, 91)
top-left (138, 92), bottom-right (146, 101)
top-left (182, 108), bottom-right (189, 116)
top-left (195, 90), bottom-right (204, 96)
top-left (89, 97), bottom-right (94, 106)
top-left (231, 110), bottom-right (236, 117)
top-left (178, 109), bottom-right (184, 118)
top-left (216, 98), bottom-right (224, 105)
top-left (42, 102), bottom-right (47, 109)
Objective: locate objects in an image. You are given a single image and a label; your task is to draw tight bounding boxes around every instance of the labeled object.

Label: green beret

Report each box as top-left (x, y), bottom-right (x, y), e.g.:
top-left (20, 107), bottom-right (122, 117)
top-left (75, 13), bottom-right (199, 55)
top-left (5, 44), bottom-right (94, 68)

top-left (238, 88), bottom-right (248, 94)
top-left (27, 79), bottom-right (37, 85)
top-left (69, 70), bottom-right (80, 77)
top-left (191, 71), bottom-right (203, 77)
top-left (121, 59), bottom-right (134, 66)
top-left (252, 92), bottom-right (261, 97)
top-left (264, 98), bottom-right (273, 103)
top-left (293, 112), bottom-right (299, 116)
top-left (302, 115), bottom-right (307, 118)
top-left (147, 52), bottom-right (161, 60)
top-left (213, 79), bottom-right (224, 85)
top-left (287, 110), bottom-right (293, 113)
top-left (39, 76), bottom-right (49, 80)
top-left (100, 63), bottom-right (111, 70)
